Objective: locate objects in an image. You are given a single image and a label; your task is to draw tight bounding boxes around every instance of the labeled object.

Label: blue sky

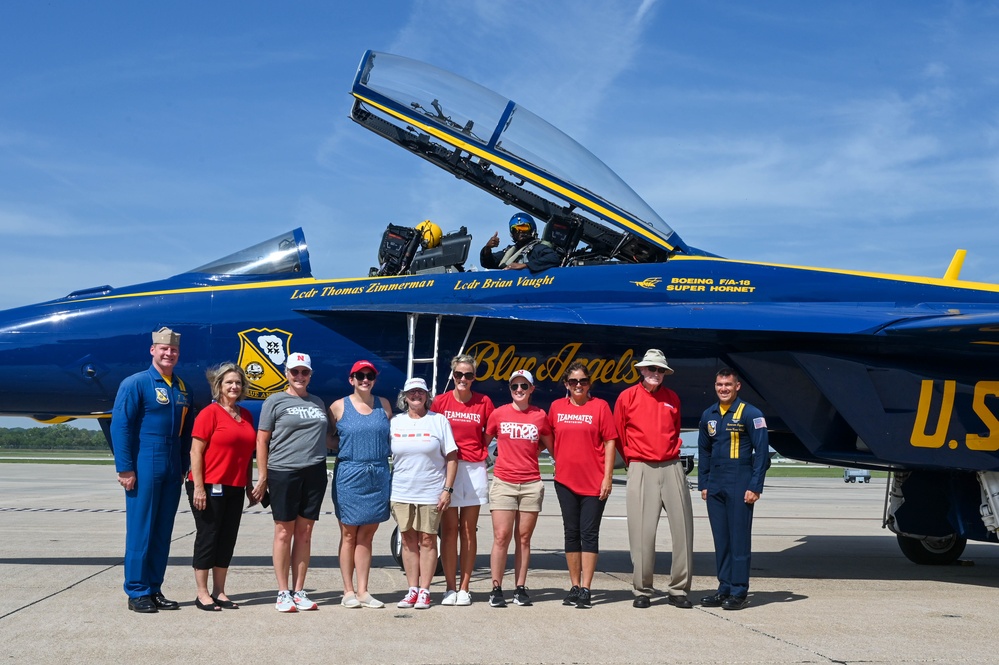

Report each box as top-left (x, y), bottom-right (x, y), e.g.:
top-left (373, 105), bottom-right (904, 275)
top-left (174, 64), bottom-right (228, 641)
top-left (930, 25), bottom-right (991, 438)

top-left (2, 1), bottom-right (999, 428)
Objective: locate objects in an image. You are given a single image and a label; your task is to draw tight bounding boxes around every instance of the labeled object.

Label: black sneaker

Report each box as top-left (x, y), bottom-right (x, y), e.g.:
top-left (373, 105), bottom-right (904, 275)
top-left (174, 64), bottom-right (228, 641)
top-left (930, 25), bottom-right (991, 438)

top-left (512, 585), bottom-right (532, 606)
top-left (576, 587), bottom-right (592, 609)
top-left (488, 586), bottom-right (506, 608)
top-left (563, 585), bottom-right (580, 606)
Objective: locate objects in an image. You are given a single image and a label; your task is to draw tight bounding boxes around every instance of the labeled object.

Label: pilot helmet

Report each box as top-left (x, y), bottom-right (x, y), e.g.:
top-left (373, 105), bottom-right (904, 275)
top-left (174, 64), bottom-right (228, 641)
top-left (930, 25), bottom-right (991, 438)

top-left (509, 212), bottom-right (537, 239)
top-left (416, 220), bottom-right (442, 249)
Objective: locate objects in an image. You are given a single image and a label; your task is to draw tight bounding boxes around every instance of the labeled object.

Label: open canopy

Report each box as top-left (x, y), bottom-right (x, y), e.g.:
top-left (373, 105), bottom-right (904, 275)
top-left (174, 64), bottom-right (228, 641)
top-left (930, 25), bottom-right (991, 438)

top-left (350, 50), bottom-right (697, 265)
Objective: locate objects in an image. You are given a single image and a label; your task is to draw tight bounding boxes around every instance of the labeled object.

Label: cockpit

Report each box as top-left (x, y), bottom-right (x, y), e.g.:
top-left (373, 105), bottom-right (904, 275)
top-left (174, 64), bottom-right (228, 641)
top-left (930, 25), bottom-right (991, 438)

top-left (349, 50), bottom-right (704, 267)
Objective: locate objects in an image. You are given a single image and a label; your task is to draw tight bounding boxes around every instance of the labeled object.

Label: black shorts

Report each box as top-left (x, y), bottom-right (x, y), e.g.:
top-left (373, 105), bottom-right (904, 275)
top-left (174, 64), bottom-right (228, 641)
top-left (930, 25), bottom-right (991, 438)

top-left (268, 462), bottom-right (328, 522)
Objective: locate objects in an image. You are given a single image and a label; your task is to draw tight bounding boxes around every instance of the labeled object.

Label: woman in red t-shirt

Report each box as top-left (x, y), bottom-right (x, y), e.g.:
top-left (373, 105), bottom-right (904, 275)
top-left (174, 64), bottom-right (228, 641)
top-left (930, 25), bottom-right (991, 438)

top-left (547, 361), bottom-right (618, 609)
top-left (187, 363), bottom-right (258, 611)
top-left (484, 369), bottom-right (553, 608)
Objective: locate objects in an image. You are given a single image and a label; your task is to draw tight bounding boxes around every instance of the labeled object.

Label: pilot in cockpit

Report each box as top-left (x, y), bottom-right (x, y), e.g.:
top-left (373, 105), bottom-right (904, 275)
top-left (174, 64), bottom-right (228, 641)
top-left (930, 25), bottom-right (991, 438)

top-left (479, 213), bottom-right (560, 274)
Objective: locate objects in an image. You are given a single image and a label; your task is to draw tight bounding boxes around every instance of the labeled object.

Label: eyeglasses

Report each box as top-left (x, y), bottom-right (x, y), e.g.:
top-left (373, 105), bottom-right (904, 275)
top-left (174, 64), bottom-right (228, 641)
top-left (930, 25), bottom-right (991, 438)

top-left (453, 371), bottom-right (475, 381)
top-left (352, 371), bottom-right (377, 381)
top-left (643, 366), bottom-right (668, 374)
top-left (510, 382), bottom-right (531, 391)
top-left (566, 378), bottom-right (590, 387)
top-left (289, 368), bottom-right (311, 377)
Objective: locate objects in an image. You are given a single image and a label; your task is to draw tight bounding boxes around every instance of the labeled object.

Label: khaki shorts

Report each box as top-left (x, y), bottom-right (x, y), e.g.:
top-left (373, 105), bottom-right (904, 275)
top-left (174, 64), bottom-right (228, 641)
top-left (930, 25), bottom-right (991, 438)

top-left (488, 477), bottom-right (544, 513)
top-left (391, 501), bottom-right (441, 535)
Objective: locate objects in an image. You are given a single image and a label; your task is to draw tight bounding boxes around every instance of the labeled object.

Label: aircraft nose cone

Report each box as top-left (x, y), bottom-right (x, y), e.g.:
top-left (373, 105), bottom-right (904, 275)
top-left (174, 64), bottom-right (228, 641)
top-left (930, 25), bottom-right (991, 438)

top-left (0, 305), bottom-right (116, 419)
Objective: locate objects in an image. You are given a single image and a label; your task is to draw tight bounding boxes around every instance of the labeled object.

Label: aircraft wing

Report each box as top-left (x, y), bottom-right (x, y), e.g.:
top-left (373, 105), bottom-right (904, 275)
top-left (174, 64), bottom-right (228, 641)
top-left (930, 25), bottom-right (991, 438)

top-left (880, 309), bottom-right (999, 345)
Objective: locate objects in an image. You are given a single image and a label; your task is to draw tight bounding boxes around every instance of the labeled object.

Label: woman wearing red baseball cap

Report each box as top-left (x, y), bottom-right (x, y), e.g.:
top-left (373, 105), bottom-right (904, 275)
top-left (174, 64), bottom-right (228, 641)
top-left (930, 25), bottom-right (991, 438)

top-left (328, 360), bottom-right (393, 609)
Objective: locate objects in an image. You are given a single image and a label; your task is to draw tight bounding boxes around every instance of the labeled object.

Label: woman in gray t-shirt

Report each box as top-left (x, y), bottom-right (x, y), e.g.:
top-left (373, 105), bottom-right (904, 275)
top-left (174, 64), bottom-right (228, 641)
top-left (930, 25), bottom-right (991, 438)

top-left (251, 352), bottom-right (328, 613)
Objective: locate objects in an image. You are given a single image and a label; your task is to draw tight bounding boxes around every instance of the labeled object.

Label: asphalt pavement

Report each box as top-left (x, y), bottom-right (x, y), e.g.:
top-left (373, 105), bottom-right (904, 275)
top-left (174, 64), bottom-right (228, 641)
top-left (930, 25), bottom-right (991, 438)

top-left (1, 464), bottom-right (997, 664)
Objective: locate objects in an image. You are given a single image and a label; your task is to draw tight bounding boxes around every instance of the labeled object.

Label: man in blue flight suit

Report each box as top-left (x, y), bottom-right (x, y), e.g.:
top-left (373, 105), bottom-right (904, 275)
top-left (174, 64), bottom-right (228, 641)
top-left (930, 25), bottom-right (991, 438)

top-left (112, 327), bottom-right (194, 613)
top-left (480, 212), bottom-right (560, 273)
top-left (697, 368), bottom-right (770, 610)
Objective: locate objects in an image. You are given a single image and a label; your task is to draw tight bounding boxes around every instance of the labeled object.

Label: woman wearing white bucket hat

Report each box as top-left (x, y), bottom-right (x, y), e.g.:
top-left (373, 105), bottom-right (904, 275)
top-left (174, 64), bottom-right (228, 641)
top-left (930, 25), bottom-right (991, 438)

top-left (390, 377), bottom-right (458, 610)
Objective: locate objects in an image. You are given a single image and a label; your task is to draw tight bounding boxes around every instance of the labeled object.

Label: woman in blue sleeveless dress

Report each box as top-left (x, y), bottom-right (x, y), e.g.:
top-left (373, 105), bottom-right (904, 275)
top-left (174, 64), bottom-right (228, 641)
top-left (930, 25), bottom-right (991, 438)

top-left (328, 359), bottom-right (392, 609)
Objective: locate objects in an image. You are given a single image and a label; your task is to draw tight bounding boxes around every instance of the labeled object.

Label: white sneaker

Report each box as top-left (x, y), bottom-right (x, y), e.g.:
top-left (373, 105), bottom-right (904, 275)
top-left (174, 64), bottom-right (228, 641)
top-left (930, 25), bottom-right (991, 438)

top-left (414, 588), bottom-right (431, 609)
top-left (275, 590), bottom-right (297, 612)
top-left (357, 593), bottom-right (384, 608)
top-left (455, 589), bottom-right (472, 606)
top-left (441, 589), bottom-right (458, 606)
top-left (398, 587), bottom-right (419, 608)
top-left (293, 590), bottom-right (317, 611)
top-left (341, 592), bottom-right (361, 608)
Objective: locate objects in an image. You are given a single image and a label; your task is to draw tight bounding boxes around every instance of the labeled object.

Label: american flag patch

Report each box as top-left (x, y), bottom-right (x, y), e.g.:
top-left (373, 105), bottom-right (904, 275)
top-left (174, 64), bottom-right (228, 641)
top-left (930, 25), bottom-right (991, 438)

top-left (753, 417), bottom-right (767, 429)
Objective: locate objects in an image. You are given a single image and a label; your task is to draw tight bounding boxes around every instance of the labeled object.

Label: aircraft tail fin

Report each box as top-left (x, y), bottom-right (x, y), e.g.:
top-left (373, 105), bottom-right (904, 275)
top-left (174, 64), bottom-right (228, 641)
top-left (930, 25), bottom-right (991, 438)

top-left (943, 249), bottom-right (966, 281)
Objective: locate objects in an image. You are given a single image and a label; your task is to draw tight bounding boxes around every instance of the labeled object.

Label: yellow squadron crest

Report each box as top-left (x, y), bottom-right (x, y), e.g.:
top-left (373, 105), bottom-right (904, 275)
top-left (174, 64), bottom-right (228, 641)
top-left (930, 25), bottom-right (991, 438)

top-left (237, 328), bottom-right (293, 399)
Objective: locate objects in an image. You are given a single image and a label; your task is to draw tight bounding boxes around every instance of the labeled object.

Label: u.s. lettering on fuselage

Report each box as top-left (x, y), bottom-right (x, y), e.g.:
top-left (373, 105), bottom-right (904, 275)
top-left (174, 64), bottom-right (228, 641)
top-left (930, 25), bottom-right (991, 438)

top-left (910, 380), bottom-right (999, 451)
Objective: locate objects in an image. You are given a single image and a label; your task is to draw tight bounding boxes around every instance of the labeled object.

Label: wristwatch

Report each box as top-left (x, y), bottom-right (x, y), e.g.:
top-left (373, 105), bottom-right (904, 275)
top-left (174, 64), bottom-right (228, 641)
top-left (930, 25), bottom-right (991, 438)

top-left (443, 486), bottom-right (454, 494)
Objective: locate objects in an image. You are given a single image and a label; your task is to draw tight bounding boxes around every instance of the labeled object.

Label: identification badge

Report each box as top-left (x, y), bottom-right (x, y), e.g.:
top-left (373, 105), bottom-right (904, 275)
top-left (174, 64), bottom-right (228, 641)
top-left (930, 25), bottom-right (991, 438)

top-left (211, 484), bottom-right (223, 496)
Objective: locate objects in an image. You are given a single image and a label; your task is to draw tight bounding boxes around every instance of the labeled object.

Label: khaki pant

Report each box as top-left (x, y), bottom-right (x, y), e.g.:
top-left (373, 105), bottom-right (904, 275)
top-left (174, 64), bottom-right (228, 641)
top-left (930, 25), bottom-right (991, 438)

top-left (626, 459), bottom-right (693, 596)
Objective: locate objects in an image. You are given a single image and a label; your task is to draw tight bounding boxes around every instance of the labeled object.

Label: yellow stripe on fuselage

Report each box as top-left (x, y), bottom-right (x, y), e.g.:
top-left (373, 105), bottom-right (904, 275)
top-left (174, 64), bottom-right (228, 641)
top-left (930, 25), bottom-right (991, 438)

top-left (353, 93), bottom-right (675, 252)
top-left (50, 250), bottom-right (999, 308)
top-left (669, 255), bottom-right (999, 293)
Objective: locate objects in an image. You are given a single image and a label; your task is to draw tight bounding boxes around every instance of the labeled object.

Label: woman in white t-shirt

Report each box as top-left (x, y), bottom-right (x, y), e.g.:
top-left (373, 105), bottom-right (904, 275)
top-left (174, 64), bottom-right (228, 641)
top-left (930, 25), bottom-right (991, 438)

top-left (390, 377), bottom-right (458, 610)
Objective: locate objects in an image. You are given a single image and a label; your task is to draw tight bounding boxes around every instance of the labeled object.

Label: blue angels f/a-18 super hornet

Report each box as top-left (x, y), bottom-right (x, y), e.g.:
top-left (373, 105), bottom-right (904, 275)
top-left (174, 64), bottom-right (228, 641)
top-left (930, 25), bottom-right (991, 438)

top-left (2, 50), bottom-right (999, 566)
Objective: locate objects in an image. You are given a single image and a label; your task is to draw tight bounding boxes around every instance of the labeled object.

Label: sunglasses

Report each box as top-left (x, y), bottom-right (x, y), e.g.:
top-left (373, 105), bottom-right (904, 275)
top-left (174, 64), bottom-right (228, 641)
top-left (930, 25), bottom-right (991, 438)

top-left (566, 378), bottom-right (590, 387)
top-left (289, 368), bottom-right (311, 377)
top-left (510, 382), bottom-right (531, 391)
top-left (453, 371), bottom-right (475, 381)
top-left (352, 371), bottom-right (377, 381)
top-left (643, 366), bottom-right (668, 374)
top-left (511, 224), bottom-right (532, 233)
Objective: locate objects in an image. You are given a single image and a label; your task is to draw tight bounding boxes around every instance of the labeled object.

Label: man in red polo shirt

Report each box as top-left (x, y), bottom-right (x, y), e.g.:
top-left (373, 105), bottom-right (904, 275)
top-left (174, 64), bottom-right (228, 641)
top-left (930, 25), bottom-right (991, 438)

top-left (613, 349), bottom-right (693, 609)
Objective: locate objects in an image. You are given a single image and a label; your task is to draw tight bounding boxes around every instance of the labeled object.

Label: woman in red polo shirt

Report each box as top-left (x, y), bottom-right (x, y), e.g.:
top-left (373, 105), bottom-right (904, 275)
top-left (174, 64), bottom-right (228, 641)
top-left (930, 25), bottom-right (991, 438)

top-left (547, 361), bottom-right (618, 609)
top-left (484, 369), bottom-right (553, 609)
top-left (187, 363), bottom-right (258, 611)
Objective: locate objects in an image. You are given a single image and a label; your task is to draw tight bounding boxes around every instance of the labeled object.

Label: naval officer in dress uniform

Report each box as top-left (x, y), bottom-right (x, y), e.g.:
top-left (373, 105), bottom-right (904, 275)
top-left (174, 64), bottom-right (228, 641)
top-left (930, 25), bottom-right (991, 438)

top-left (697, 368), bottom-right (770, 610)
top-left (111, 327), bottom-right (195, 613)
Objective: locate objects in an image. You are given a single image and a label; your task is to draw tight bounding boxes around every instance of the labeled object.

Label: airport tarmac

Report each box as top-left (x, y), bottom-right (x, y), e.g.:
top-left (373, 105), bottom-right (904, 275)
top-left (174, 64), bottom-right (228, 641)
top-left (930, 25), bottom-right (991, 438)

top-left (1, 464), bottom-right (997, 664)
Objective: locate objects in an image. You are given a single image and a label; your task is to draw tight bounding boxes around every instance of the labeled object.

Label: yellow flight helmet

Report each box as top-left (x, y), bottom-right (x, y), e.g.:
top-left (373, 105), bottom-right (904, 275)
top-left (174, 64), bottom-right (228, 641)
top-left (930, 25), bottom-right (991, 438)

top-left (416, 220), bottom-right (442, 249)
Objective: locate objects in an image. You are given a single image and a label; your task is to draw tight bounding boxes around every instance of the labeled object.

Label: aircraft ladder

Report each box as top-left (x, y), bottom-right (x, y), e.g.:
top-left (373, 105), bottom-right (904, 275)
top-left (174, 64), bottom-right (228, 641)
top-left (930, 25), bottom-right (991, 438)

top-left (405, 313), bottom-right (478, 398)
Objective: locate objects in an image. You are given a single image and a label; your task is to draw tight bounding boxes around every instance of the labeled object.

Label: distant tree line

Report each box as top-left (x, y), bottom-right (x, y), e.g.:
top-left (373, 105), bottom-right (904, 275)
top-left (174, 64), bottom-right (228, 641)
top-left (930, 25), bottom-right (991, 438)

top-left (0, 424), bottom-right (109, 450)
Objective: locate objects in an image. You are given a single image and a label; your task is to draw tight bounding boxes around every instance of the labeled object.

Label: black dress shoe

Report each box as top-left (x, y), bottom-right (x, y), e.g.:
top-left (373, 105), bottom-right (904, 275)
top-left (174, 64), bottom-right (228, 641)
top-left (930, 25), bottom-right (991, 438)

top-left (127, 595), bottom-right (158, 613)
top-left (151, 593), bottom-right (180, 610)
top-left (666, 594), bottom-right (693, 609)
top-left (212, 596), bottom-right (239, 609)
top-left (722, 595), bottom-right (748, 610)
top-left (632, 595), bottom-right (651, 608)
top-left (701, 593), bottom-right (729, 607)
top-left (195, 598), bottom-right (221, 612)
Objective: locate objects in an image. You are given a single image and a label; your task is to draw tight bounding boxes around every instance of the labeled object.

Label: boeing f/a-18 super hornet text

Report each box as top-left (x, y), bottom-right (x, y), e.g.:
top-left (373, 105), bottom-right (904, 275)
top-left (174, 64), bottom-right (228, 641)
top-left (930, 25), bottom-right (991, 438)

top-left (2, 50), bottom-right (998, 566)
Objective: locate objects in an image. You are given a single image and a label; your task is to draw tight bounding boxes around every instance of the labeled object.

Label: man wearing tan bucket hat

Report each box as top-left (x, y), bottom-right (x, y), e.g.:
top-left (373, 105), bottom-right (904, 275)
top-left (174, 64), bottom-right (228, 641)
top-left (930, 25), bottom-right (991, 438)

top-left (613, 349), bottom-right (694, 609)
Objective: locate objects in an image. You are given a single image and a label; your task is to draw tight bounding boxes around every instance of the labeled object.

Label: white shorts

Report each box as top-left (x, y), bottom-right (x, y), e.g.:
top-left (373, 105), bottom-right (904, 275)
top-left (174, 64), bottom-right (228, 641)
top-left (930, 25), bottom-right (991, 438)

top-left (452, 460), bottom-right (489, 508)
